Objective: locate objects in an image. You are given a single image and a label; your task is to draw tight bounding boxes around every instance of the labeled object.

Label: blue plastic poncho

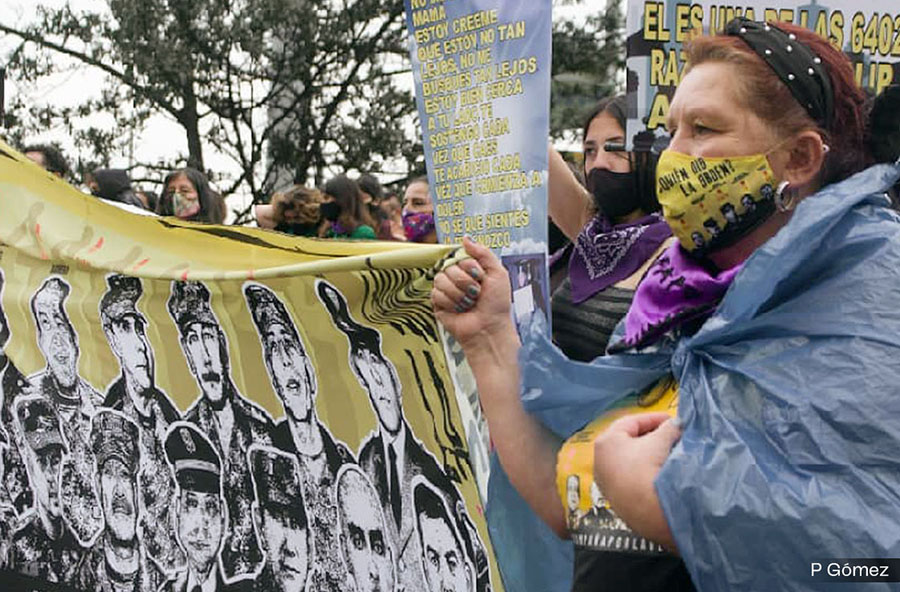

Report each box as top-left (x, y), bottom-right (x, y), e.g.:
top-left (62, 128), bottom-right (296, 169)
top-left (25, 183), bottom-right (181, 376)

top-left (488, 163), bottom-right (900, 591)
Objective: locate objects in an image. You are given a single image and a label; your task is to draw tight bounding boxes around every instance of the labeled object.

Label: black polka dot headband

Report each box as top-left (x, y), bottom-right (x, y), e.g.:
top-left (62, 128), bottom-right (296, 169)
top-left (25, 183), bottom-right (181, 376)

top-left (725, 17), bottom-right (834, 129)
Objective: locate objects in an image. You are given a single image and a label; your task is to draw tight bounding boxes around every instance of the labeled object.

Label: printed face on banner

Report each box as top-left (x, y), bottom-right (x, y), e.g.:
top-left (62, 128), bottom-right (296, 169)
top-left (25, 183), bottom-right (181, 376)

top-left (98, 457), bottom-right (138, 543)
top-left (177, 488), bottom-right (225, 574)
top-left (259, 505), bottom-right (310, 590)
top-left (338, 467), bottom-right (396, 592)
top-left (182, 321), bottom-right (226, 403)
top-left (566, 474), bottom-right (580, 512)
top-left (34, 302), bottom-right (78, 389)
top-left (108, 315), bottom-right (154, 392)
top-left (353, 349), bottom-right (402, 435)
top-left (31, 445), bottom-right (64, 518)
top-left (264, 322), bottom-right (314, 423)
top-left (590, 480), bottom-right (605, 511)
top-left (420, 515), bottom-right (471, 592)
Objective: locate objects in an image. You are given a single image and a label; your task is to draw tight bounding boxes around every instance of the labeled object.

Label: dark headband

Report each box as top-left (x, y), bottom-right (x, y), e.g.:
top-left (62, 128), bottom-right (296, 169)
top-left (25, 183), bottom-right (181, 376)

top-left (725, 17), bottom-right (834, 129)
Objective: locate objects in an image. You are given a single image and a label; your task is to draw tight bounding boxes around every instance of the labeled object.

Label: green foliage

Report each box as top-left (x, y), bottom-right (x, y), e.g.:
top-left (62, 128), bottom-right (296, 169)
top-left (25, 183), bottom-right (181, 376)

top-left (550, 0), bottom-right (625, 138)
top-left (1, 0), bottom-right (624, 219)
top-left (1, 0), bottom-right (418, 221)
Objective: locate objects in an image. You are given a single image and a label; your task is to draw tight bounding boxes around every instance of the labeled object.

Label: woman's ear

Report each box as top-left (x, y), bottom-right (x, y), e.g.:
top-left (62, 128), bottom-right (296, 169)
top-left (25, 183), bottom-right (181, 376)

top-left (782, 131), bottom-right (827, 191)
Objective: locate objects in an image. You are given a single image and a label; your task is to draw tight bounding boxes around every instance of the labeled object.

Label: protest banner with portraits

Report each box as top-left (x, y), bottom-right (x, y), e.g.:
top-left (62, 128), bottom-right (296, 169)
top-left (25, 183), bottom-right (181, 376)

top-left (625, 0), bottom-right (900, 150)
top-left (0, 140), bottom-right (502, 592)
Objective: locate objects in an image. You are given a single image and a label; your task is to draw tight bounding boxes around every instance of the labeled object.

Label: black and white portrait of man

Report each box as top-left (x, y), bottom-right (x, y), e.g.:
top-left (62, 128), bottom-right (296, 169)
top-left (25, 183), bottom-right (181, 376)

top-left (78, 409), bottom-right (164, 592)
top-left (99, 274), bottom-right (183, 573)
top-left (6, 394), bottom-right (82, 584)
top-left (243, 282), bottom-right (354, 589)
top-left (28, 277), bottom-right (102, 545)
top-left (336, 464), bottom-right (396, 592)
top-left (413, 478), bottom-right (474, 592)
top-left (248, 444), bottom-right (311, 592)
top-left (566, 474), bottom-right (583, 532)
top-left (161, 421), bottom-right (246, 592)
top-left (316, 279), bottom-right (489, 592)
top-left (168, 281), bottom-right (272, 581)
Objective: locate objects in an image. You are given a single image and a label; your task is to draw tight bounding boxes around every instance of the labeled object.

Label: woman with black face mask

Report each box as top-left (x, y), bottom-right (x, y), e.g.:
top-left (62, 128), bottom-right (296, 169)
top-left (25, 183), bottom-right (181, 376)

top-left (319, 175), bottom-right (377, 240)
top-left (548, 95), bottom-right (672, 362)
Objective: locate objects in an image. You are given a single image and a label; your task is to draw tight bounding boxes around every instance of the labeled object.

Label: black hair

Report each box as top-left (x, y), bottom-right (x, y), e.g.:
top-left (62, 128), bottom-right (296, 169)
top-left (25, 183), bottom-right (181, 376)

top-left (323, 174), bottom-right (376, 234)
top-left (357, 173), bottom-right (384, 201)
top-left (22, 144), bottom-right (70, 178)
top-left (158, 168), bottom-right (226, 224)
top-left (414, 483), bottom-right (460, 551)
top-left (582, 95), bottom-right (660, 215)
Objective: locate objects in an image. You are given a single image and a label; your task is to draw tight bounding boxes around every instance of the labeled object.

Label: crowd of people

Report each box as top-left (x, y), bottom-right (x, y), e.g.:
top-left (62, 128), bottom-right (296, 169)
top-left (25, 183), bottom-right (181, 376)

top-left (20, 144), bottom-right (438, 245)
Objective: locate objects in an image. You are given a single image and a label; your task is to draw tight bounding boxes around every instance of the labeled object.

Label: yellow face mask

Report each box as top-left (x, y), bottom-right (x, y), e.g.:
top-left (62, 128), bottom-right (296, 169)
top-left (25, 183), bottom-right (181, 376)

top-left (656, 150), bottom-right (778, 255)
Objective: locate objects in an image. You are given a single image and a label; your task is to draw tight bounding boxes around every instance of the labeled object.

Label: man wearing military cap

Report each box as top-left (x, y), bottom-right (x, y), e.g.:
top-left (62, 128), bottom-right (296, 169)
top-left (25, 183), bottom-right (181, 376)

top-left (249, 444), bottom-right (311, 591)
top-left (162, 421), bottom-right (250, 592)
top-left (28, 276), bottom-right (104, 544)
top-left (77, 409), bottom-right (164, 592)
top-left (243, 282), bottom-right (355, 590)
top-left (6, 394), bottom-right (83, 584)
top-left (168, 280), bottom-right (272, 580)
top-left (316, 279), bottom-right (489, 592)
top-left (100, 273), bottom-right (183, 573)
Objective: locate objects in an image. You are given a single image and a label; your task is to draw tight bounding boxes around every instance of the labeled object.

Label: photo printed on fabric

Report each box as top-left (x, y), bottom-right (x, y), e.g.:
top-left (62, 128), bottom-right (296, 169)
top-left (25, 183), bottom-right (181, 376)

top-left (316, 279), bottom-right (490, 592)
top-left (168, 281), bottom-right (273, 583)
top-left (28, 277), bottom-right (103, 547)
top-left (243, 281), bottom-right (355, 592)
top-left (557, 376), bottom-right (679, 556)
top-left (0, 266), bottom-right (498, 591)
top-left (99, 274), bottom-right (183, 575)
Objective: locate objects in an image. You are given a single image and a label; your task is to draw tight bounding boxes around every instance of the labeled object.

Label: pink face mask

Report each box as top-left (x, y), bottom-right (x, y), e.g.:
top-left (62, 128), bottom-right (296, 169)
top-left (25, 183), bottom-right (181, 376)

top-left (172, 191), bottom-right (200, 219)
top-left (402, 210), bottom-right (435, 242)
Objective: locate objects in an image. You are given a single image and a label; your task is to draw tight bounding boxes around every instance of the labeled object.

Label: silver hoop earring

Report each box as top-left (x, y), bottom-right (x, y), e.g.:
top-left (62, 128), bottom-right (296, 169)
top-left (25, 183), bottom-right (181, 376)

top-left (775, 181), bottom-right (796, 212)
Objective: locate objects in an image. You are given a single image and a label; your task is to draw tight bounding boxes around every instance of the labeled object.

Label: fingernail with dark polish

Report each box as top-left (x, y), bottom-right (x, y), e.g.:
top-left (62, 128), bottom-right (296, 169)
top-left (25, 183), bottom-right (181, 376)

top-left (468, 268), bottom-right (481, 280)
top-left (460, 295), bottom-right (473, 309)
top-left (467, 285), bottom-right (480, 298)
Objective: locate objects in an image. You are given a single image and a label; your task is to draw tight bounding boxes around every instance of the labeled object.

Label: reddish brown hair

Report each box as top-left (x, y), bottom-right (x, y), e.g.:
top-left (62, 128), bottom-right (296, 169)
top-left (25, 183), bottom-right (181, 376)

top-left (685, 22), bottom-right (870, 184)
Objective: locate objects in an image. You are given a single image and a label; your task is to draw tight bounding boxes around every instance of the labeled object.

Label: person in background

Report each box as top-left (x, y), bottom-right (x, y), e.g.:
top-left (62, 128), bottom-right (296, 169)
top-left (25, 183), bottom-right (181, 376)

top-left (320, 174), bottom-right (377, 240)
top-left (358, 173), bottom-right (396, 241)
top-left (137, 190), bottom-right (159, 212)
top-left (86, 168), bottom-right (147, 210)
top-left (22, 144), bottom-right (70, 180)
top-left (402, 177), bottom-right (437, 243)
top-left (357, 173), bottom-right (383, 208)
top-left (157, 167), bottom-right (226, 224)
top-left (548, 96), bottom-right (671, 362)
top-left (380, 190), bottom-right (407, 241)
top-left (255, 185), bottom-right (324, 236)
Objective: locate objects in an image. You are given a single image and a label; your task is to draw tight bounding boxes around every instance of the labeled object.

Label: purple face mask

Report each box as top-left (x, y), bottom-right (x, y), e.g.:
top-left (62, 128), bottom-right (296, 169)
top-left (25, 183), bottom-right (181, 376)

top-left (402, 210), bottom-right (435, 242)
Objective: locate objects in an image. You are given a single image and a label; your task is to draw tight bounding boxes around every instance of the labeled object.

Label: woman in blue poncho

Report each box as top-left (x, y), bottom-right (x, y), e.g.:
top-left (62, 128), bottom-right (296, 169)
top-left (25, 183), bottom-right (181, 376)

top-left (433, 18), bottom-right (900, 592)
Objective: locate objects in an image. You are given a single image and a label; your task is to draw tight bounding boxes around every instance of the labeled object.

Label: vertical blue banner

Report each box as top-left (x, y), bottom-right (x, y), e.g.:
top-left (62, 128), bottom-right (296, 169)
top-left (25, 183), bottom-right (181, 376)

top-left (405, 0), bottom-right (553, 328)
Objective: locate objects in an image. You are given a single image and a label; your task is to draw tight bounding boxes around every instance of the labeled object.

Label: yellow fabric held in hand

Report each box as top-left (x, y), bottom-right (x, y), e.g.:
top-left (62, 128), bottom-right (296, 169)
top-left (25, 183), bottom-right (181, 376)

top-left (556, 376), bottom-right (679, 530)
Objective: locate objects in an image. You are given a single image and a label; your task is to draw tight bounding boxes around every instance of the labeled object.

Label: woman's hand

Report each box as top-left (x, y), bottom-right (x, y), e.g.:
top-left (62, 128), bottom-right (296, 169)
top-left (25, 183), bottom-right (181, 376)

top-left (593, 412), bottom-right (682, 551)
top-left (432, 237), bottom-right (514, 352)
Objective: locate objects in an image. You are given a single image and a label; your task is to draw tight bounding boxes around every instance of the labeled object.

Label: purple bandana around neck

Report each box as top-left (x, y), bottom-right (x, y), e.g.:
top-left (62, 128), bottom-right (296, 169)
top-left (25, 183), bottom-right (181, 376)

top-left (568, 213), bottom-right (672, 303)
top-left (618, 241), bottom-right (743, 350)
top-left (329, 221), bottom-right (349, 236)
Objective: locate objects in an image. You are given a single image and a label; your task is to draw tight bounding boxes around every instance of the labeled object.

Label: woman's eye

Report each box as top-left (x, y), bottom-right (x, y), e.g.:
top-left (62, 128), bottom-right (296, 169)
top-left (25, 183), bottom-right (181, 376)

top-left (693, 124), bottom-right (712, 135)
